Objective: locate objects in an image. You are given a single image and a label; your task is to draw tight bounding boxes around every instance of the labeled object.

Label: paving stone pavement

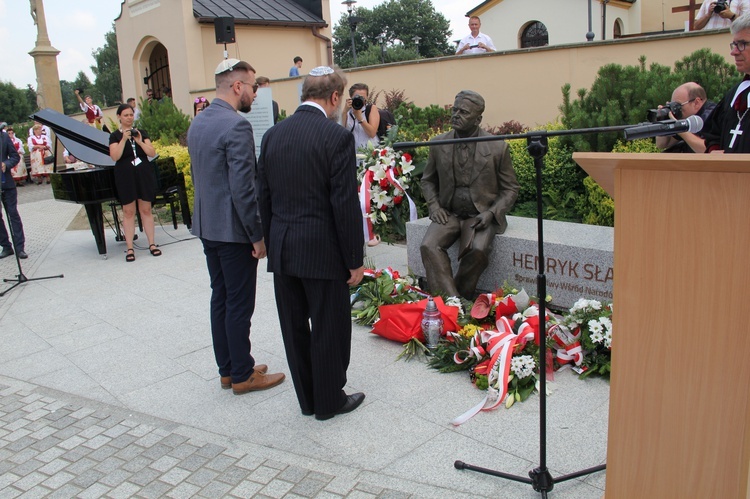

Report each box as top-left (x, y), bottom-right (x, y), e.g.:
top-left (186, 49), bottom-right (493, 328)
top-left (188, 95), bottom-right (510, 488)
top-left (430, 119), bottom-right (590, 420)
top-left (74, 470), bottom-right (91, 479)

top-left (0, 185), bottom-right (609, 498)
top-left (0, 381), bottom-right (411, 498)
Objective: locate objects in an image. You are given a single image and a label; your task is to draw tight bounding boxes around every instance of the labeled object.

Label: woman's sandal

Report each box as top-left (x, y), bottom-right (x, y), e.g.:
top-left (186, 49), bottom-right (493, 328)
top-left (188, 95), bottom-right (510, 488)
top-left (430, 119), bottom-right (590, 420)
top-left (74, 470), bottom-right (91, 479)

top-left (125, 248), bottom-right (135, 262)
top-left (149, 244), bottom-right (162, 257)
top-left (367, 234), bottom-right (381, 247)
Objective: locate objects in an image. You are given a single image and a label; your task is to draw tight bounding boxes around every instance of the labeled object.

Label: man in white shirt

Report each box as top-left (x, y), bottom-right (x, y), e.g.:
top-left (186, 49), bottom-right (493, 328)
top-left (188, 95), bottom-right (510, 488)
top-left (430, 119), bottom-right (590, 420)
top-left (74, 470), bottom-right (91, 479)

top-left (456, 16), bottom-right (496, 55)
top-left (694, 0), bottom-right (749, 30)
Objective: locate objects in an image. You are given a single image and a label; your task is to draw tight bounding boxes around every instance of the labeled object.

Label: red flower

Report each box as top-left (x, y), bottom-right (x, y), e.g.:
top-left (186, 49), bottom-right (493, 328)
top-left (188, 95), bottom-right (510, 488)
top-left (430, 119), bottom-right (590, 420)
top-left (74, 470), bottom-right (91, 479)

top-left (380, 149), bottom-right (388, 156)
top-left (393, 195), bottom-right (403, 205)
top-left (379, 178), bottom-right (389, 189)
top-left (402, 152), bottom-right (412, 162)
top-left (380, 204), bottom-right (388, 212)
top-left (372, 150), bottom-right (378, 157)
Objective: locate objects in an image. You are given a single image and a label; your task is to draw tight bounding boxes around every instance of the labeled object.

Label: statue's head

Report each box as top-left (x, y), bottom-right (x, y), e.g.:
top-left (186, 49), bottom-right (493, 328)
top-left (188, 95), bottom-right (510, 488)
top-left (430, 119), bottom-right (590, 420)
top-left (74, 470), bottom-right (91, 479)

top-left (451, 90), bottom-right (484, 135)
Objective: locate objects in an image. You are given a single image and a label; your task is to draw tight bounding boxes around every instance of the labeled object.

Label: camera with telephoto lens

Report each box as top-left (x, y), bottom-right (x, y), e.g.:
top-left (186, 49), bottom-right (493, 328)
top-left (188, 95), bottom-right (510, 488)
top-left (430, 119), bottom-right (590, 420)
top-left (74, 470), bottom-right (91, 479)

top-left (714, 0), bottom-right (728, 13)
top-left (647, 101), bottom-right (683, 122)
top-left (351, 94), bottom-right (366, 111)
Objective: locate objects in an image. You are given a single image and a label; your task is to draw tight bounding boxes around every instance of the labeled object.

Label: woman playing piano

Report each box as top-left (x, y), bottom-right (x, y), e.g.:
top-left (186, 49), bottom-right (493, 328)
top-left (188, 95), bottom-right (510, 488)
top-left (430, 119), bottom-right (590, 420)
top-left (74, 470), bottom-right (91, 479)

top-left (109, 104), bottom-right (162, 262)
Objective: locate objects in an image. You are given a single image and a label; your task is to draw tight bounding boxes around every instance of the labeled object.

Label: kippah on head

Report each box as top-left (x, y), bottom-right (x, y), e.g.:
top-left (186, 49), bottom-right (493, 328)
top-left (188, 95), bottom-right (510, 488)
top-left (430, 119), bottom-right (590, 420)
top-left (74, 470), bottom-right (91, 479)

top-left (309, 66), bottom-right (334, 76)
top-left (215, 58), bottom-right (242, 75)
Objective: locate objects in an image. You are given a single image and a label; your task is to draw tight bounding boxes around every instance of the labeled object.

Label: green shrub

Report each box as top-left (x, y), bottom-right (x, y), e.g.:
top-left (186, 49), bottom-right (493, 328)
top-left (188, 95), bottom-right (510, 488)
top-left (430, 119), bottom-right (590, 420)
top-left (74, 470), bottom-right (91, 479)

top-left (136, 97), bottom-right (191, 145)
top-left (506, 121), bottom-right (586, 222)
top-left (560, 50), bottom-right (738, 153)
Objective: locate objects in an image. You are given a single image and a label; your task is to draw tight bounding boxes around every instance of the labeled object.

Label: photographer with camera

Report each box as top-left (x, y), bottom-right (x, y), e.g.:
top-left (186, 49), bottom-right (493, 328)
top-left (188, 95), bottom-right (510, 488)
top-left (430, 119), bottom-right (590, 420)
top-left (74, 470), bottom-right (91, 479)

top-left (109, 103), bottom-right (160, 262)
top-left (341, 83), bottom-right (381, 154)
top-left (456, 16), bottom-right (495, 55)
top-left (695, 0), bottom-right (748, 30)
top-left (655, 82), bottom-right (716, 153)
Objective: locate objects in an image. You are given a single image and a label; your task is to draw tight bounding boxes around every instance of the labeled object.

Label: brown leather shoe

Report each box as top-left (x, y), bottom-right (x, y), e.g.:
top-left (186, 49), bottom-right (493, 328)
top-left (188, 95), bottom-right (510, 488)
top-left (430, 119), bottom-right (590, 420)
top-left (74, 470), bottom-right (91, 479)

top-left (232, 371), bottom-right (285, 395)
top-left (220, 364), bottom-right (268, 389)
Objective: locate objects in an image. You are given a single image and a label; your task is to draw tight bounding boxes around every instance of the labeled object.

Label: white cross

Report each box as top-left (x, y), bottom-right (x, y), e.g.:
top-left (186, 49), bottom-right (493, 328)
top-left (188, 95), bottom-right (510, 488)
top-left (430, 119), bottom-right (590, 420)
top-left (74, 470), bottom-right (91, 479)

top-left (729, 121), bottom-right (743, 149)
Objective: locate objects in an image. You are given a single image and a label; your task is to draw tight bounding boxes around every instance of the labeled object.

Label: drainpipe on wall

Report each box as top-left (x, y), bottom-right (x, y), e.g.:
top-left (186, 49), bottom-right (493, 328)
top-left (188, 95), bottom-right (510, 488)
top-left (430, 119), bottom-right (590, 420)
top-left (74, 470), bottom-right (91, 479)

top-left (311, 27), bottom-right (333, 67)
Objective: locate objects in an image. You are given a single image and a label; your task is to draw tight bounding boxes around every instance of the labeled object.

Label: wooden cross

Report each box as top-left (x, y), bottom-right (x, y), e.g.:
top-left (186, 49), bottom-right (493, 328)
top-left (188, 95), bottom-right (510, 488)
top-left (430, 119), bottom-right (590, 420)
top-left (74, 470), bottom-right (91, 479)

top-left (729, 121), bottom-right (743, 148)
top-left (673, 0), bottom-right (701, 31)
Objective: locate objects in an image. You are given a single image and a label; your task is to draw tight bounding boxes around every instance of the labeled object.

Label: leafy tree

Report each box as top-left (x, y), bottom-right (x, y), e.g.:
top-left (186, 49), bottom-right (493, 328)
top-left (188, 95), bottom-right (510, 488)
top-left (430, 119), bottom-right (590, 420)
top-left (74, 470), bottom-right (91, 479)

top-left (0, 81), bottom-right (33, 124)
top-left (59, 80), bottom-right (80, 115)
top-left (91, 24), bottom-right (122, 107)
top-left (24, 85), bottom-right (37, 112)
top-left (333, 0), bottom-right (452, 68)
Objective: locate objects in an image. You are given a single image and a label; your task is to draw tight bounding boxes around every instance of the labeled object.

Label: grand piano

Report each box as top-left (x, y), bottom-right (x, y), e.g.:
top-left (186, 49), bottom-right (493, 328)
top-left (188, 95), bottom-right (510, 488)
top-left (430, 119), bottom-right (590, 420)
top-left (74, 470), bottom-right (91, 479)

top-left (31, 108), bottom-right (191, 256)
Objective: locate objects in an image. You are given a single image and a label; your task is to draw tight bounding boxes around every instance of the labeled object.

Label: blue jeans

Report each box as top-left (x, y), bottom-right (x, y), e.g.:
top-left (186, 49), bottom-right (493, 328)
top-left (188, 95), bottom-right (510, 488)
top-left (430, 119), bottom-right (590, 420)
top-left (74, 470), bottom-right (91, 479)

top-left (0, 187), bottom-right (25, 251)
top-left (201, 238), bottom-right (259, 383)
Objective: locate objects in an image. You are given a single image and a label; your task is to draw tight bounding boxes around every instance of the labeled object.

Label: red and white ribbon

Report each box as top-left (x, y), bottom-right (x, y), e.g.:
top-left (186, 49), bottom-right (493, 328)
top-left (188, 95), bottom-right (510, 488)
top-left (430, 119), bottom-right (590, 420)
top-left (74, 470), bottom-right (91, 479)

top-left (451, 317), bottom-right (518, 426)
top-left (549, 324), bottom-right (583, 366)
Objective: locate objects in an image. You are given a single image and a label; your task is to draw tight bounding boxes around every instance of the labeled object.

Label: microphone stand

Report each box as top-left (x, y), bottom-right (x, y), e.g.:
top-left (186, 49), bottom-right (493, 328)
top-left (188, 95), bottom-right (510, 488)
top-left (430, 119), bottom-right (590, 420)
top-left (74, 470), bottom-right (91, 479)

top-left (393, 123), bottom-right (637, 497)
top-left (1, 179), bottom-right (64, 298)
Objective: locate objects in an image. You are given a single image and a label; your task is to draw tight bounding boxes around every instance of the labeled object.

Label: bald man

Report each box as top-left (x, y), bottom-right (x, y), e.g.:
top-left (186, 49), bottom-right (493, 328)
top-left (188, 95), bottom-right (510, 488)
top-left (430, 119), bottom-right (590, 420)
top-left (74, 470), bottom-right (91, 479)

top-left (655, 82), bottom-right (716, 153)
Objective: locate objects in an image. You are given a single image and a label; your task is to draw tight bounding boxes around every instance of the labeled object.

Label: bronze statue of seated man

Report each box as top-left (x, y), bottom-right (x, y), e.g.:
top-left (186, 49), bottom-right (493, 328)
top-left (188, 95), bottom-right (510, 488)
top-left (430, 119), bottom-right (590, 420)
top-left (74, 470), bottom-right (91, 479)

top-left (420, 90), bottom-right (520, 300)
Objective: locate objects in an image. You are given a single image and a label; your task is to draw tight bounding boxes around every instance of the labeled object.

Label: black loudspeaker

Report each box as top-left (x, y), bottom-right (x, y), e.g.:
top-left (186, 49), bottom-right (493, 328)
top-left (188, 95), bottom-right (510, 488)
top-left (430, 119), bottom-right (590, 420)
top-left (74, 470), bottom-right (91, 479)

top-left (214, 17), bottom-right (235, 44)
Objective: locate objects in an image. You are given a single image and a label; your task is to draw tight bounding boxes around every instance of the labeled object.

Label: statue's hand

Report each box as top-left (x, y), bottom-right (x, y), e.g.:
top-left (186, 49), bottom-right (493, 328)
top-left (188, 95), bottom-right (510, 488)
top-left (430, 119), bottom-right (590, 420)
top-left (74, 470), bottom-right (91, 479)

top-left (430, 207), bottom-right (450, 224)
top-left (472, 211), bottom-right (494, 230)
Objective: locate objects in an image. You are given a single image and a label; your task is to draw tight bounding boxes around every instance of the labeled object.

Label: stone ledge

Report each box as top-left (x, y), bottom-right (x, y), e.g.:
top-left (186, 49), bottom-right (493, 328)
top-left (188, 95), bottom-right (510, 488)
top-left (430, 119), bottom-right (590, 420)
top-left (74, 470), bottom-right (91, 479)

top-left (406, 216), bottom-right (613, 309)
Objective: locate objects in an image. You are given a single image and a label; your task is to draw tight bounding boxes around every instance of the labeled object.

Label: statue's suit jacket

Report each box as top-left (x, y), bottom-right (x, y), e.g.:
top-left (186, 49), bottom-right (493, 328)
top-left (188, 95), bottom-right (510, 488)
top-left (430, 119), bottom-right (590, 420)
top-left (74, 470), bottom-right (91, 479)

top-left (421, 128), bottom-right (519, 232)
top-left (187, 98), bottom-right (263, 244)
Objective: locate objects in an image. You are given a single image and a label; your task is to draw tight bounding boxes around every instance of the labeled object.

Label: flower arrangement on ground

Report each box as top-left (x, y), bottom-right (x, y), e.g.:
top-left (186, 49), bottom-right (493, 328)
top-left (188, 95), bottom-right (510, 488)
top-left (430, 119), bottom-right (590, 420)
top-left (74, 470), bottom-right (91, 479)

top-left (350, 269), bottom-right (614, 422)
top-left (559, 298), bottom-right (613, 378)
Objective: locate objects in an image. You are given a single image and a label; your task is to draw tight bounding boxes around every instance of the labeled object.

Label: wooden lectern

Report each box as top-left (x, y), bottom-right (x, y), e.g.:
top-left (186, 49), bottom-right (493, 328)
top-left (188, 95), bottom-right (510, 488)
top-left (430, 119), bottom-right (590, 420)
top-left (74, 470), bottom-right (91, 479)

top-left (574, 152), bottom-right (750, 498)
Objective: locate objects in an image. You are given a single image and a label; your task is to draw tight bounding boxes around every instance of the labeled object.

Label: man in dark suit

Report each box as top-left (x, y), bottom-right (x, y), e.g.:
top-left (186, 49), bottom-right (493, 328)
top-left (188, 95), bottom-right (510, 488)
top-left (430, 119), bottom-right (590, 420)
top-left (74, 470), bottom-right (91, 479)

top-left (187, 59), bottom-right (285, 395)
top-left (0, 127), bottom-right (25, 259)
top-left (258, 66), bottom-right (365, 421)
top-left (420, 90), bottom-right (520, 300)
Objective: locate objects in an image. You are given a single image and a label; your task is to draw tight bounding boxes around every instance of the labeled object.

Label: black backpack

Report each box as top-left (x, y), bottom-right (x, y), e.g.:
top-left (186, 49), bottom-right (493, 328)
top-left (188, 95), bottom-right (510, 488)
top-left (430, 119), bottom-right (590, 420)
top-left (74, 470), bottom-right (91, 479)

top-left (364, 105), bottom-right (396, 141)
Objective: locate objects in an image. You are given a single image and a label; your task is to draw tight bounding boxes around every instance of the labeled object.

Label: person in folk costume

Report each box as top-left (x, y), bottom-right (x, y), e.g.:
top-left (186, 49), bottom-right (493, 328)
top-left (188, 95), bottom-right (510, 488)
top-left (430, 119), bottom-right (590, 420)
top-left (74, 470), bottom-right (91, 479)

top-left (27, 124), bottom-right (52, 184)
top-left (6, 127), bottom-right (27, 186)
top-left (74, 89), bottom-right (103, 128)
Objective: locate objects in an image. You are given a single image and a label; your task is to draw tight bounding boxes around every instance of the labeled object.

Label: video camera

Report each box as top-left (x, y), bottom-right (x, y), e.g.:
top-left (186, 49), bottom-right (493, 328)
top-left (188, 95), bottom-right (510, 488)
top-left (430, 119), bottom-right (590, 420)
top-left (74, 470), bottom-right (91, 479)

top-left (647, 101), bottom-right (683, 122)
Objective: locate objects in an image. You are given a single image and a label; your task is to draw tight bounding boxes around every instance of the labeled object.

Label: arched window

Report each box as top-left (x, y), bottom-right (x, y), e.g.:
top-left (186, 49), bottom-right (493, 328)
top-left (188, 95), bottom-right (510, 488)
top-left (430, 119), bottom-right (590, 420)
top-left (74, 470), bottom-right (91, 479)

top-left (520, 21), bottom-right (549, 48)
top-left (613, 18), bottom-right (623, 39)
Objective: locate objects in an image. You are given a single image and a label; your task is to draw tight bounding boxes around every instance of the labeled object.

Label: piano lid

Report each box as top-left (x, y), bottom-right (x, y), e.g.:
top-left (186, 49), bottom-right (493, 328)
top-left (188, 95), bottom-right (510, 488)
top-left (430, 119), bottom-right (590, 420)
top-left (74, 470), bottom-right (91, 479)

top-left (30, 108), bottom-right (115, 167)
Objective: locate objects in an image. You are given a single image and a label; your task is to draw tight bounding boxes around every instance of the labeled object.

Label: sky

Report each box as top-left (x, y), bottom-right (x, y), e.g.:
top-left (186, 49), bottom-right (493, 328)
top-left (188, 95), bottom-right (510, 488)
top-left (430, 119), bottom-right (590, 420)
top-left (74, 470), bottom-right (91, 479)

top-left (0, 0), bottom-right (471, 90)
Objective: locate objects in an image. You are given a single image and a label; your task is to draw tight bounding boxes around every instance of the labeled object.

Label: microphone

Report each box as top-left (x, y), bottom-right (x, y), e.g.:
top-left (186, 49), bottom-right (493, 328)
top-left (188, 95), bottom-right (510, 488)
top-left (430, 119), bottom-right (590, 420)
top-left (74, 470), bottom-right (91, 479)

top-left (623, 115), bottom-right (703, 140)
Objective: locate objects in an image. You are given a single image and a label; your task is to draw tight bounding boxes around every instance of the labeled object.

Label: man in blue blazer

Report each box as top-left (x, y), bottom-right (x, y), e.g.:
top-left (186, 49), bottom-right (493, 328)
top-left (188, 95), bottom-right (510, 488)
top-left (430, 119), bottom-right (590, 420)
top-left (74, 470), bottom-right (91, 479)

top-left (258, 67), bottom-right (365, 421)
top-left (187, 59), bottom-right (285, 395)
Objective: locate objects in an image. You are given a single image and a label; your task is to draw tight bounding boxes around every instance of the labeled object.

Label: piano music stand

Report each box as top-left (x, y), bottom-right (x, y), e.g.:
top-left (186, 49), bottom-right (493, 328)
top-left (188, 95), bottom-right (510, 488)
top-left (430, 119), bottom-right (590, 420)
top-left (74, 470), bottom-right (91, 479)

top-left (0, 189), bottom-right (63, 297)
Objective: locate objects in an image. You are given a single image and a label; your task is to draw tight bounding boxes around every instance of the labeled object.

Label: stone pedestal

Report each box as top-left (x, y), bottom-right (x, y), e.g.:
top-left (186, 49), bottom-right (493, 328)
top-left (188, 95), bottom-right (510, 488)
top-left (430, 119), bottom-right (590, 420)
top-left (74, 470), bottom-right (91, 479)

top-left (406, 216), bottom-right (613, 309)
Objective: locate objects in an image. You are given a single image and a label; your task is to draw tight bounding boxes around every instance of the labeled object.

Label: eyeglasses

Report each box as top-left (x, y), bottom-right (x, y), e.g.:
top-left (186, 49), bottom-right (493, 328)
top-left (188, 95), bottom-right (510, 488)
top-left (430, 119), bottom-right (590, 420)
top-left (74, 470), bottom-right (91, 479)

top-left (239, 81), bottom-right (259, 93)
top-left (730, 40), bottom-right (749, 51)
top-left (194, 97), bottom-right (207, 103)
top-left (679, 98), bottom-right (697, 106)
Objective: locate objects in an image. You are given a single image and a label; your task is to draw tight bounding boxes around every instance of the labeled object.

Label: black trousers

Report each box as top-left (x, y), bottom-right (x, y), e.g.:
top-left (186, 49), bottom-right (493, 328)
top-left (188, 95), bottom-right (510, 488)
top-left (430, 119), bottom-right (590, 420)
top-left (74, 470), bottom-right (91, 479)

top-left (0, 187), bottom-right (25, 252)
top-left (273, 273), bottom-right (350, 415)
top-left (202, 238), bottom-right (259, 383)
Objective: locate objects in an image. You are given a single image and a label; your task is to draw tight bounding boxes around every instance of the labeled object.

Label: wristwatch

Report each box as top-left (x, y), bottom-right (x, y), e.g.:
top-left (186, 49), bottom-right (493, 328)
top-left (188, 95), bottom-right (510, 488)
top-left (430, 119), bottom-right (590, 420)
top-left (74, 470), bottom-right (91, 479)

top-left (732, 13), bottom-right (738, 21)
top-left (358, 119), bottom-right (365, 124)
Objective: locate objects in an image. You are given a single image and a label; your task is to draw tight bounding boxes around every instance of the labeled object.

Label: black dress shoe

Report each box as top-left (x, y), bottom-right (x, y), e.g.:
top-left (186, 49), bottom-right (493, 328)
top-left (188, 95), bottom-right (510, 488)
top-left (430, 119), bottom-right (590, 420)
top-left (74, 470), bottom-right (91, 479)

top-left (315, 392), bottom-right (365, 421)
top-left (0, 248), bottom-right (13, 259)
top-left (17, 250), bottom-right (28, 259)
top-left (301, 409), bottom-right (314, 416)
